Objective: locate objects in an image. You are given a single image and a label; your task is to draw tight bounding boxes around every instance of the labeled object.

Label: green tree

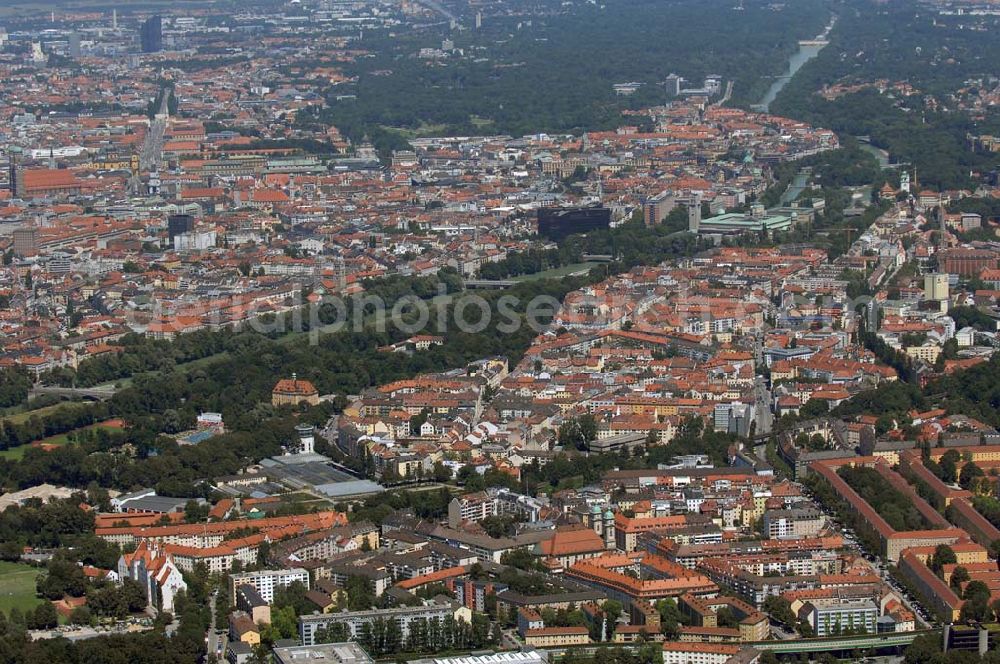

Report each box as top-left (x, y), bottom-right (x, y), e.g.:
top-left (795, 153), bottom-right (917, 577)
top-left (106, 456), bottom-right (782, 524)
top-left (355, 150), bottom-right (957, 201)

top-left (601, 600), bottom-right (623, 641)
top-left (655, 598), bottom-right (682, 639)
top-left (38, 556), bottom-right (88, 600)
top-left (928, 544), bottom-right (956, 576)
top-left (69, 606), bottom-right (92, 625)
top-left (184, 500), bottom-right (210, 524)
top-left (959, 462), bottom-right (985, 491)
top-left (28, 602), bottom-right (58, 630)
top-left (264, 606), bottom-right (298, 643)
top-left (763, 596), bottom-right (796, 627)
top-left (903, 632), bottom-right (943, 664)
top-left (799, 398), bottom-right (829, 418)
top-left (939, 450), bottom-right (961, 484)
top-left (8, 607), bottom-right (25, 629)
top-left (432, 461), bottom-right (452, 482)
top-left (716, 607), bottom-right (739, 628)
top-left (558, 414), bottom-right (599, 450)
top-left (950, 566), bottom-right (970, 591)
top-left (961, 580), bottom-right (992, 621)
top-left (346, 576), bottom-right (375, 611)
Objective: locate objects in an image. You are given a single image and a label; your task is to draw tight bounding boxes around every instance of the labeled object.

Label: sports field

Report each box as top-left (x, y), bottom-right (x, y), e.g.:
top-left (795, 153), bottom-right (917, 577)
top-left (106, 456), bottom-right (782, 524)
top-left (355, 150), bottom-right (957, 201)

top-left (0, 561), bottom-right (43, 617)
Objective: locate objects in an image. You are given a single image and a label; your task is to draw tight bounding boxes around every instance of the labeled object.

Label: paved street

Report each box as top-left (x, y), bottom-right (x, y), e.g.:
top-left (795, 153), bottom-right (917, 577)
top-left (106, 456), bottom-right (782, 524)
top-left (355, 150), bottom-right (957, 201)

top-left (500, 629), bottom-right (521, 650)
top-left (140, 90), bottom-right (169, 172)
top-left (207, 590), bottom-right (227, 660)
top-left (753, 375), bottom-right (773, 437)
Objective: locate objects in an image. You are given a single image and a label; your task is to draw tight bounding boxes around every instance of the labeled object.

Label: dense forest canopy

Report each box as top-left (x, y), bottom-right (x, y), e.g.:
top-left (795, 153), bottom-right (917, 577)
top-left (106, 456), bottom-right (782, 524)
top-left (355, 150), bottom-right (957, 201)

top-left (301, 0), bottom-right (830, 145)
top-left (771, 1), bottom-right (1000, 190)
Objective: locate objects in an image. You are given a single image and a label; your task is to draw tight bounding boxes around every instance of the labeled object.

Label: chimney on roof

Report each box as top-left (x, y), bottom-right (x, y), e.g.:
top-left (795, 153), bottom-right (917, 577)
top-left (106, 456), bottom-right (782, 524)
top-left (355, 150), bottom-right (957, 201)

top-left (292, 372), bottom-right (297, 388)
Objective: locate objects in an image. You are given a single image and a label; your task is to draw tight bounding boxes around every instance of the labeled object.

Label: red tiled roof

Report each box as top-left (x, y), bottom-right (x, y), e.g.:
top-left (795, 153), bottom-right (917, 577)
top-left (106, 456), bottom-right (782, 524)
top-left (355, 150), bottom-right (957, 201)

top-left (273, 378), bottom-right (318, 395)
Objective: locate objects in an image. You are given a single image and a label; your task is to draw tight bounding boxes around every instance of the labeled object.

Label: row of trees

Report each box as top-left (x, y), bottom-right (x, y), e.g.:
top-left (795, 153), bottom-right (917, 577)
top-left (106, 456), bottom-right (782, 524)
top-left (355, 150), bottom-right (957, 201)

top-left (352, 612), bottom-right (495, 657)
top-left (261, 570), bottom-right (499, 656)
top-left (389, 416), bottom-right (740, 501)
top-left (559, 644), bottom-right (665, 664)
top-left (5, 212), bottom-right (721, 490)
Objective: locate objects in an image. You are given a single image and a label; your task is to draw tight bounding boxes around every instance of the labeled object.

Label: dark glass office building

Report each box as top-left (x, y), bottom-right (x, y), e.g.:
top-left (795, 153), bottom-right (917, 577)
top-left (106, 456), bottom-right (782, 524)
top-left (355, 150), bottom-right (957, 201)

top-left (141, 15), bottom-right (163, 53)
top-left (168, 214), bottom-right (195, 239)
top-left (537, 206), bottom-right (611, 240)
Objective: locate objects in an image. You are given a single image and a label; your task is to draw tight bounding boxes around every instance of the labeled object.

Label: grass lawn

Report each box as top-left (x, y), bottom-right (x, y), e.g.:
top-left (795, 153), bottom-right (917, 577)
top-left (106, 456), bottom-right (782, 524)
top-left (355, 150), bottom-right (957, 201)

top-left (0, 447), bottom-right (28, 461)
top-left (279, 491), bottom-right (338, 509)
top-left (0, 419), bottom-right (125, 461)
top-left (0, 561), bottom-right (42, 617)
top-left (512, 262), bottom-right (603, 282)
top-left (281, 491), bottom-right (322, 501)
top-left (469, 115), bottom-right (495, 127)
top-left (0, 403), bottom-right (69, 426)
top-left (380, 122), bottom-right (450, 139)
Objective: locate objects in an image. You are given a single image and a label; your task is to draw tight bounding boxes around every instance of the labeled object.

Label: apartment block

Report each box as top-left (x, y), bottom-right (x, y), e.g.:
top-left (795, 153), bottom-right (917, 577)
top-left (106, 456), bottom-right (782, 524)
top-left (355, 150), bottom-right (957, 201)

top-left (230, 568), bottom-right (310, 603)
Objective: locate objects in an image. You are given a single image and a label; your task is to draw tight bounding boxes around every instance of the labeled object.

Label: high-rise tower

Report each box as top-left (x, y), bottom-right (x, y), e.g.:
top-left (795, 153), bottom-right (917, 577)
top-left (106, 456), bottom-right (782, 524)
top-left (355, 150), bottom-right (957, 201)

top-left (141, 15), bottom-right (162, 53)
top-left (8, 146), bottom-right (22, 198)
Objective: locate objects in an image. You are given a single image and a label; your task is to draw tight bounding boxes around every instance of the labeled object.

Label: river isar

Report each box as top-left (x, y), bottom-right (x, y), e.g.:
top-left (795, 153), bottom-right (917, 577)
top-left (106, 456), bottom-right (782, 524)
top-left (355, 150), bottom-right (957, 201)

top-left (755, 16), bottom-right (836, 113)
